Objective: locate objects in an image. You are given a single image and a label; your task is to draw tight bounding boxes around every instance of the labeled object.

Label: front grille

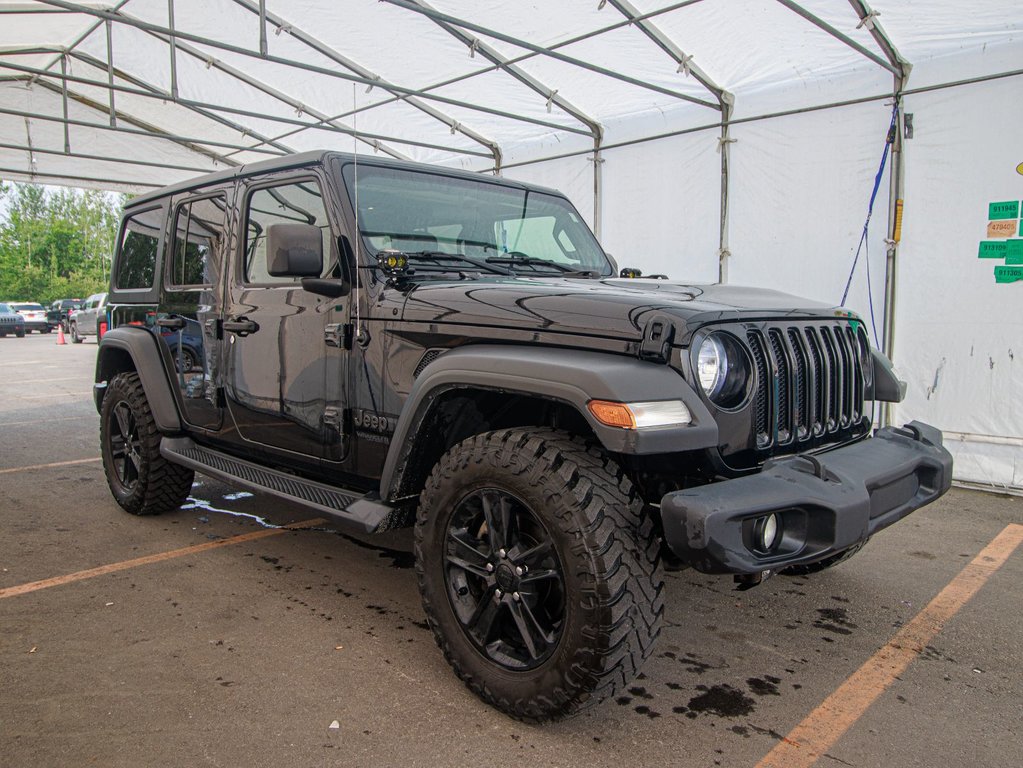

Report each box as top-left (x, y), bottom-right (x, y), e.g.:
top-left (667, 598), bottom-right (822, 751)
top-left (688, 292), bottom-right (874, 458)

top-left (748, 322), bottom-right (868, 450)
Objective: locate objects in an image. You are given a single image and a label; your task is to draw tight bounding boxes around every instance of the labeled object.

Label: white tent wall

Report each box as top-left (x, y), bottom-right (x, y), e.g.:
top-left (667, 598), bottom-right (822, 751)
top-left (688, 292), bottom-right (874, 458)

top-left (726, 100), bottom-right (893, 338)
top-left (892, 75), bottom-right (1023, 490)
top-left (598, 129), bottom-right (721, 284)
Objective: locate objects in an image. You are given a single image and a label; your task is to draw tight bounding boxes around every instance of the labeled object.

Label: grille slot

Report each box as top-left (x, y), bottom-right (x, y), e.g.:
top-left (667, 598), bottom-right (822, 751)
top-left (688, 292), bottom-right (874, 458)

top-left (745, 323), bottom-right (865, 451)
top-left (747, 331), bottom-right (770, 446)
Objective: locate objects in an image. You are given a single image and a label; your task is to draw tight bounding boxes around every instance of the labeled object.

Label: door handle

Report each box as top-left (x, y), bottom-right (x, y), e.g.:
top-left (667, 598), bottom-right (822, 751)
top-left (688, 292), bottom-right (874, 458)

top-left (157, 315), bottom-right (186, 330)
top-left (223, 317), bottom-right (259, 337)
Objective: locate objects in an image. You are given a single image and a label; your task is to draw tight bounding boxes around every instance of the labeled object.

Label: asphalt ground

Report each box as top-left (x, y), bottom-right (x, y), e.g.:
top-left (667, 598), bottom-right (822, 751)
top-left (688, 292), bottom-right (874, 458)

top-left (1, 332), bottom-right (1021, 768)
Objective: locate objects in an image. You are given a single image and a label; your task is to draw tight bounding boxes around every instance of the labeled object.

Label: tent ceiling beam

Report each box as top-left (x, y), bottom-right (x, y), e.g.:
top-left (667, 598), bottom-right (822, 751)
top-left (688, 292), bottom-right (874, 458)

top-left (37, 0), bottom-right (130, 79)
top-left (381, 0), bottom-right (720, 111)
top-left (301, 0), bottom-right (714, 139)
top-left (34, 1), bottom-right (591, 139)
top-left (68, 49), bottom-right (298, 157)
top-left (228, 0), bottom-right (502, 169)
top-left (0, 139), bottom-right (215, 174)
top-left (846, 0), bottom-right (910, 81)
top-left (0, 99), bottom-right (288, 158)
top-left (33, 76), bottom-right (240, 168)
top-left (0, 164), bottom-right (162, 188)
top-left (773, 0), bottom-right (899, 75)
top-left (401, 0), bottom-right (601, 140)
top-left (10, 51), bottom-right (493, 160)
top-left (604, 0), bottom-right (729, 106)
top-left (140, 26), bottom-right (412, 162)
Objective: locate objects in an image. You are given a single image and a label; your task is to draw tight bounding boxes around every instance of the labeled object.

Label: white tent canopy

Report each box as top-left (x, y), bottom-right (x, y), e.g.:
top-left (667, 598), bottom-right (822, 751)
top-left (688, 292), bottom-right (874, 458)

top-left (2, 0), bottom-right (1022, 489)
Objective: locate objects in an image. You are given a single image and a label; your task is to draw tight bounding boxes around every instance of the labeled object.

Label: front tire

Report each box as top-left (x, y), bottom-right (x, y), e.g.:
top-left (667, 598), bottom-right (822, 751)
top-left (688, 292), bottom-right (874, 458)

top-left (100, 372), bottom-right (194, 516)
top-left (70, 322), bottom-right (83, 343)
top-left (415, 428), bottom-right (663, 722)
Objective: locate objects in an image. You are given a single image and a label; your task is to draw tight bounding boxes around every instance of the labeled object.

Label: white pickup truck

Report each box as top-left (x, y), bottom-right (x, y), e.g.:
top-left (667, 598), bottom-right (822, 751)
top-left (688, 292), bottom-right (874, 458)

top-left (69, 292), bottom-right (108, 343)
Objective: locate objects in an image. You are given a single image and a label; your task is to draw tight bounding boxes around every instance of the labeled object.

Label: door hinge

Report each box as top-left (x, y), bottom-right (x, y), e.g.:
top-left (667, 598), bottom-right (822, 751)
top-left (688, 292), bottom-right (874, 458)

top-left (323, 406), bottom-right (344, 442)
top-left (325, 322), bottom-right (354, 349)
top-left (204, 318), bottom-right (223, 340)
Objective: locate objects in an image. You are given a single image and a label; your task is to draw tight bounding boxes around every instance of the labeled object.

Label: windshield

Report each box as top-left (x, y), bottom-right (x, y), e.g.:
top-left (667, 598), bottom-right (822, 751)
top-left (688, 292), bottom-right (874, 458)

top-left (341, 164), bottom-right (611, 276)
top-left (0, 304), bottom-right (10, 313)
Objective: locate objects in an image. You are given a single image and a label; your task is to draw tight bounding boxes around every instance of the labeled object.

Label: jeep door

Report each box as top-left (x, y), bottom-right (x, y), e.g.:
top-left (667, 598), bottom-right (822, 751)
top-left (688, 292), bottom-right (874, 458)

top-left (157, 190), bottom-right (233, 431)
top-left (222, 172), bottom-right (345, 464)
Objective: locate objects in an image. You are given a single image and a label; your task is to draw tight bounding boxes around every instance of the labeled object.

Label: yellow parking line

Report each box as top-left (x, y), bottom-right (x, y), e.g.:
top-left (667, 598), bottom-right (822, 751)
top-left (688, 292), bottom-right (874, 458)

top-left (755, 523), bottom-right (1023, 768)
top-left (0, 518), bottom-right (325, 600)
top-left (0, 457), bottom-right (102, 475)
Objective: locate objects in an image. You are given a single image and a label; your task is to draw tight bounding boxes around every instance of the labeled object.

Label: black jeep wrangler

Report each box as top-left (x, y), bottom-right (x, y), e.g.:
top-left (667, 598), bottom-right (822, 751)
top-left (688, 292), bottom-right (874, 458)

top-left (95, 150), bottom-right (952, 721)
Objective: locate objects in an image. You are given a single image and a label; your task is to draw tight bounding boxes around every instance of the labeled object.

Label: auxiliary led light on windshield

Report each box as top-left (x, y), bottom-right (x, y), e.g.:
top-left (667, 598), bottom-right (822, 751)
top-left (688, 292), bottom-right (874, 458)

top-left (377, 249), bottom-right (409, 274)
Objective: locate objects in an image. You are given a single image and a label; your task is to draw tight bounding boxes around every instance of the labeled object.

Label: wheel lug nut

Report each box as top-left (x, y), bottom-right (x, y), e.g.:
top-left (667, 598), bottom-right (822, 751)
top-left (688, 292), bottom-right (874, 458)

top-left (512, 592), bottom-right (521, 601)
top-left (514, 566), bottom-right (523, 576)
top-left (498, 548), bottom-right (506, 559)
top-left (494, 588), bottom-right (503, 599)
top-left (485, 563), bottom-right (494, 572)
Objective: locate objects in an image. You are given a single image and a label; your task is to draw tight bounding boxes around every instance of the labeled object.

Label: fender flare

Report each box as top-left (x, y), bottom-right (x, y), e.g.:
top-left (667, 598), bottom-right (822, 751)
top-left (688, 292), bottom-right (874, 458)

top-left (379, 344), bottom-right (718, 501)
top-left (95, 326), bottom-right (183, 434)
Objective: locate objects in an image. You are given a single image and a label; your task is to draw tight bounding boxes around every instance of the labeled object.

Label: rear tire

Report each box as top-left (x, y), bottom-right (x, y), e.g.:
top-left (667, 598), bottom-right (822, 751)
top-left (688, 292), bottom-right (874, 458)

top-left (100, 372), bottom-right (194, 516)
top-left (781, 539), bottom-right (869, 576)
top-left (70, 322), bottom-right (82, 343)
top-left (415, 428), bottom-right (663, 722)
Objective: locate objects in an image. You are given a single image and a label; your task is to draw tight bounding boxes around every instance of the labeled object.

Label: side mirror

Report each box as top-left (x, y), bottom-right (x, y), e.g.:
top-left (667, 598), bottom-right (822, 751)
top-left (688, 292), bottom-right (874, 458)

top-left (267, 223), bottom-right (323, 277)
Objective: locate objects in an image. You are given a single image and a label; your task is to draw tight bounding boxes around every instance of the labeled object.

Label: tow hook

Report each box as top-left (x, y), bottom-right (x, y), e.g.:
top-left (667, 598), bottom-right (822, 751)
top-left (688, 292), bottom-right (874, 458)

top-left (734, 569), bottom-right (774, 591)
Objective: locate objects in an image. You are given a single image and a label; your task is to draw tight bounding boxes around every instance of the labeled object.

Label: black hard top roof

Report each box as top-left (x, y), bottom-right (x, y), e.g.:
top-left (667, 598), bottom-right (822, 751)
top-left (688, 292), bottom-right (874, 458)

top-left (125, 151), bottom-right (562, 209)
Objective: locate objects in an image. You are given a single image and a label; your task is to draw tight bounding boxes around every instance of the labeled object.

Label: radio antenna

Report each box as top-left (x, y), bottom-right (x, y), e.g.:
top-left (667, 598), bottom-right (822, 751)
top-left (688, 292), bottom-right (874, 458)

top-left (352, 83), bottom-right (361, 343)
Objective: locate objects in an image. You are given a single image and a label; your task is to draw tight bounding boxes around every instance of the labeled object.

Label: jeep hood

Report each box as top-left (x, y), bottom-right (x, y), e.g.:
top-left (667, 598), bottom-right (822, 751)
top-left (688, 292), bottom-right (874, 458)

top-left (399, 277), bottom-right (845, 345)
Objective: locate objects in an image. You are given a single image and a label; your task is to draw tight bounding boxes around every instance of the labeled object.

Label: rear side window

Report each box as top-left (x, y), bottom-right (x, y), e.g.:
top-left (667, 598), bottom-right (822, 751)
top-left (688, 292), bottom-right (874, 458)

top-left (244, 179), bottom-right (333, 284)
top-left (115, 208), bottom-right (162, 290)
top-left (169, 195), bottom-right (228, 288)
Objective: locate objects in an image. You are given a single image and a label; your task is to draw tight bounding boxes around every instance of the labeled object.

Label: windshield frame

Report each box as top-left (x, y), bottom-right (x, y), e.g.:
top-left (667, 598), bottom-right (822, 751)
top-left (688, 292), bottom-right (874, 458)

top-left (338, 161), bottom-right (612, 278)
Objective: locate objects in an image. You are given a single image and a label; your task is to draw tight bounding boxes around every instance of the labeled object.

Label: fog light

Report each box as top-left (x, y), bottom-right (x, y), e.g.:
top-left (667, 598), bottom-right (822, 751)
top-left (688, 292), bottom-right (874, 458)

top-left (753, 513), bottom-right (780, 552)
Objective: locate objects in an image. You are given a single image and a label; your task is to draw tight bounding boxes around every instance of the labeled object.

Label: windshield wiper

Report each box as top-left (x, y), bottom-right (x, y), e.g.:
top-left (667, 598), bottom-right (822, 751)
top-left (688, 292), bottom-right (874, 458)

top-left (394, 251), bottom-right (513, 276)
top-left (485, 254), bottom-right (573, 273)
top-left (485, 254), bottom-right (601, 278)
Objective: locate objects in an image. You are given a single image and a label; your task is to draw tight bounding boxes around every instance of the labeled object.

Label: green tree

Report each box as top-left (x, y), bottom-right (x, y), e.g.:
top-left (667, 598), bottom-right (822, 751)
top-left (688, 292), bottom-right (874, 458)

top-left (0, 181), bottom-right (125, 303)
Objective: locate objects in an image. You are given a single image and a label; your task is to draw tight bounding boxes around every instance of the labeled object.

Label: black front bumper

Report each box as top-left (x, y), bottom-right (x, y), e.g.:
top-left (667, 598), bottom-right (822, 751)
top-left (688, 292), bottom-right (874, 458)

top-left (660, 421), bottom-right (953, 575)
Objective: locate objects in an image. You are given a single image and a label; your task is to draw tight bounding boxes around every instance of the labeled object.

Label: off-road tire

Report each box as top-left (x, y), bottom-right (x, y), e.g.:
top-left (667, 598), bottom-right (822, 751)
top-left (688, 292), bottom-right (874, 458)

top-left (415, 428), bottom-right (664, 722)
top-left (100, 372), bottom-right (194, 516)
top-left (781, 539), bottom-right (870, 576)
top-left (70, 322), bottom-right (83, 343)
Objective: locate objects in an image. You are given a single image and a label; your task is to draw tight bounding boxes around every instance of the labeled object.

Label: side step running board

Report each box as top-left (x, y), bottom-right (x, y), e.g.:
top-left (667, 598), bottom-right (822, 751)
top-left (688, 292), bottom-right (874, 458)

top-left (160, 437), bottom-right (396, 534)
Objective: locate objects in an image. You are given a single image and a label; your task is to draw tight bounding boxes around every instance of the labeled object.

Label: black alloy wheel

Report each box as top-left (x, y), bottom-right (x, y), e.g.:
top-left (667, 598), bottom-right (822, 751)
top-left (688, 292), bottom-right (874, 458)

top-left (416, 428), bottom-right (664, 722)
top-left (100, 372), bottom-right (194, 516)
top-left (107, 399), bottom-right (143, 493)
top-left (443, 488), bottom-right (565, 671)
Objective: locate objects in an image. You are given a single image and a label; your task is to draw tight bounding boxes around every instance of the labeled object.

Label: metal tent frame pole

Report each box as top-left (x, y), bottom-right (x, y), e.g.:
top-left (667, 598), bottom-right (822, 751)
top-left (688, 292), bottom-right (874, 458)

top-left (604, 0), bottom-right (734, 282)
top-left (228, 0), bottom-right (502, 170)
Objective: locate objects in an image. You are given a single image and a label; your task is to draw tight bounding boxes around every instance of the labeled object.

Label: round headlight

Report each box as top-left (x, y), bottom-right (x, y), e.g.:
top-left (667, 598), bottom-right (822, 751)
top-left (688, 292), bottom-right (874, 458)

top-left (694, 333), bottom-right (751, 409)
top-left (697, 335), bottom-right (728, 398)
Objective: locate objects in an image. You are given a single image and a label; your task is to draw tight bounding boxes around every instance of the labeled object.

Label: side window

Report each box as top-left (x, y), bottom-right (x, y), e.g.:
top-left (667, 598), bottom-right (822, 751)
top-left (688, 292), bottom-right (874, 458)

top-left (244, 179), bottom-right (333, 284)
top-left (115, 208), bottom-right (161, 290)
top-left (169, 195), bottom-right (228, 288)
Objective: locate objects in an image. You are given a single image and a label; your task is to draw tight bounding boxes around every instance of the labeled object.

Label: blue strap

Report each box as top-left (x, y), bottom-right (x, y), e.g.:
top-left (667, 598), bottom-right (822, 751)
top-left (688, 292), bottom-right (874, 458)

top-left (840, 101), bottom-right (899, 346)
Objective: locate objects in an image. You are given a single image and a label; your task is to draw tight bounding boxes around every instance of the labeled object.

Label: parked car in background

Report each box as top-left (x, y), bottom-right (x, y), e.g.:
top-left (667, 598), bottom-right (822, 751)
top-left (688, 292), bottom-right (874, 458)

top-left (0, 302), bottom-right (26, 337)
top-left (69, 293), bottom-right (108, 343)
top-left (8, 302), bottom-right (50, 333)
top-left (47, 298), bottom-right (84, 331)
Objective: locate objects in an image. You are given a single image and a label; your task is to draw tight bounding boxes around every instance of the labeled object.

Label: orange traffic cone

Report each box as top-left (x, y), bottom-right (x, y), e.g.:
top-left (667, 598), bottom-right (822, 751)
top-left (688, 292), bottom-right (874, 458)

top-left (56, 323), bottom-right (66, 345)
